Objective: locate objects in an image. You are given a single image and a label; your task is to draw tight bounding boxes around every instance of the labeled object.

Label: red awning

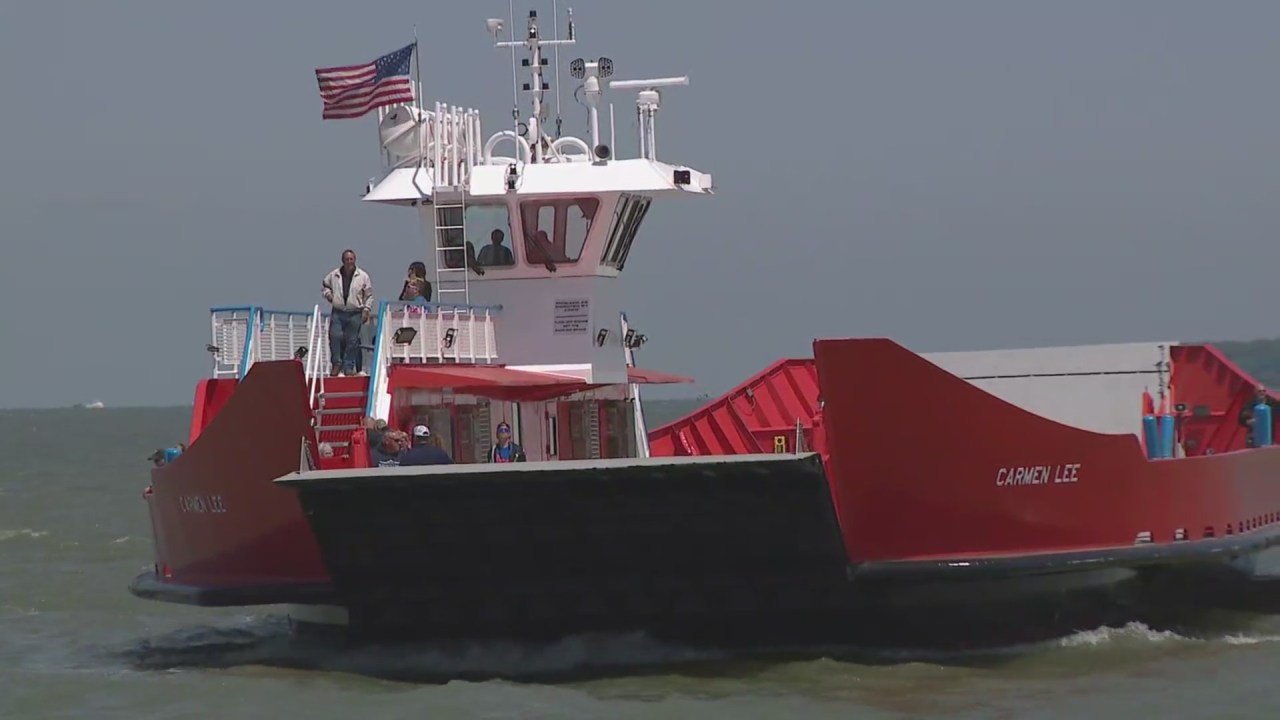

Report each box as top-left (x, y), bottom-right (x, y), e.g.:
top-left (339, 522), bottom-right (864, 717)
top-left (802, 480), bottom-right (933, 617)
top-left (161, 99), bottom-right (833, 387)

top-left (388, 364), bottom-right (693, 401)
top-left (625, 367), bottom-right (695, 385)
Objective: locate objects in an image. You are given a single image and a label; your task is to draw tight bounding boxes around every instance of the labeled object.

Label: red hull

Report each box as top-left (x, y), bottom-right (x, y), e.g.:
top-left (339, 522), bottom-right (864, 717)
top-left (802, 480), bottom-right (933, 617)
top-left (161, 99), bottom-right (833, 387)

top-left (811, 338), bottom-right (1280, 563)
top-left (145, 360), bottom-right (329, 590)
top-left (135, 338), bottom-right (1280, 633)
top-left (648, 338), bottom-right (1280, 564)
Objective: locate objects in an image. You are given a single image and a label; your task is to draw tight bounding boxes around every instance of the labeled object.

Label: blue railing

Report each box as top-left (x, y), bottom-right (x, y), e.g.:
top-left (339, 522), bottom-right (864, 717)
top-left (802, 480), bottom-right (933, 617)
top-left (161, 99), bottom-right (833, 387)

top-left (364, 300), bottom-right (391, 418)
top-left (209, 300), bottom-right (504, 412)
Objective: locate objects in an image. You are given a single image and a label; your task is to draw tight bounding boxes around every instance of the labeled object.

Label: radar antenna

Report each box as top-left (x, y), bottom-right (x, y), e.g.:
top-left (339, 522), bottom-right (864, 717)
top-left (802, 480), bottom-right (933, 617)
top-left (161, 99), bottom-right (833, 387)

top-left (569, 56), bottom-right (613, 155)
top-left (609, 76), bottom-right (689, 161)
top-left (489, 6), bottom-right (577, 163)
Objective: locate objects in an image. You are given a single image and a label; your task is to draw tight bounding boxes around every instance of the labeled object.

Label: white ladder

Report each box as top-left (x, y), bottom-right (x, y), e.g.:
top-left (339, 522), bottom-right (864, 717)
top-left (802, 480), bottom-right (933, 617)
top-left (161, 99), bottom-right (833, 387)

top-left (434, 196), bottom-right (471, 305)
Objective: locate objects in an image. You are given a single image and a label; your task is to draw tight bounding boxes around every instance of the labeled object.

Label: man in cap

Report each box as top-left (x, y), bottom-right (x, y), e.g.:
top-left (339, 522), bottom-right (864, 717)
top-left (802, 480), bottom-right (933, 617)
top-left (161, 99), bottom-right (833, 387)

top-left (400, 424), bottom-right (454, 466)
top-left (1240, 385), bottom-right (1280, 448)
top-left (486, 421), bottom-right (526, 463)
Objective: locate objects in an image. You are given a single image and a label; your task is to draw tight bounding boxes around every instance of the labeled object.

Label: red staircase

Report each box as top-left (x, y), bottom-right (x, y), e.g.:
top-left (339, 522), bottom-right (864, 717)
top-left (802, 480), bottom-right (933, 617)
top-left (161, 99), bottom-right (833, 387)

top-left (313, 375), bottom-right (370, 453)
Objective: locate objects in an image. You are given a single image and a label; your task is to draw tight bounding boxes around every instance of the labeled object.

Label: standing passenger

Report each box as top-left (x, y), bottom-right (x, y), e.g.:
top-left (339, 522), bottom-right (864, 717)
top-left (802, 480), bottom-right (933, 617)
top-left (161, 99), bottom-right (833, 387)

top-left (486, 422), bottom-right (526, 463)
top-left (321, 249), bottom-right (374, 377)
top-left (400, 261), bottom-right (432, 304)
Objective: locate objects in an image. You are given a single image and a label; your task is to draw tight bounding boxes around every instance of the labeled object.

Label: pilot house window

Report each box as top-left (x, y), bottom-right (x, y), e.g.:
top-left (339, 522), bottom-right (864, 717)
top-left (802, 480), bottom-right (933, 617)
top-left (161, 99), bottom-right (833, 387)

top-left (600, 193), bottom-right (652, 270)
top-left (520, 197), bottom-right (600, 267)
top-left (468, 204), bottom-right (516, 269)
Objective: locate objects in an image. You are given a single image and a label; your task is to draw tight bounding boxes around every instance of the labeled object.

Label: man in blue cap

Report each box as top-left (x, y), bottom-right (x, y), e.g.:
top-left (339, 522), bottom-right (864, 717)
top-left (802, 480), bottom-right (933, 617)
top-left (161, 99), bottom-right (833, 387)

top-left (486, 421), bottom-right (526, 463)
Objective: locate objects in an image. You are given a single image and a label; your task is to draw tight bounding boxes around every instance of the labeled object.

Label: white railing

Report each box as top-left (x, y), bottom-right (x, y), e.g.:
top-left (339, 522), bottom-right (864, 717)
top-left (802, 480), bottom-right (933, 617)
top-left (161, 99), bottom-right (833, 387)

top-left (209, 306), bottom-right (333, 382)
top-left (377, 301), bottom-right (500, 365)
top-left (305, 304), bottom-right (328, 406)
top-left (379, 102), bottom-right (483, 183)
top-left (209, 307), bottom-right (255, 379)
top-left (378, 100), bottom-right (599, 180)
top-left (213, 301), bottom-right (503, 419)
top-left (362, 300), bottom-right (502, 419)
top-left (431, 102), bottom-right (479, 189)
top-left (255, 310), bottom-right (315, 362)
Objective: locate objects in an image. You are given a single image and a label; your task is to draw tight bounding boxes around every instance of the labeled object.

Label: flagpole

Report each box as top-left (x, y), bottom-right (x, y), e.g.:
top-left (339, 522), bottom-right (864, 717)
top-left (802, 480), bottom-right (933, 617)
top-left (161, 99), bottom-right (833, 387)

top-left (414, 27), bottom-right (424, 171)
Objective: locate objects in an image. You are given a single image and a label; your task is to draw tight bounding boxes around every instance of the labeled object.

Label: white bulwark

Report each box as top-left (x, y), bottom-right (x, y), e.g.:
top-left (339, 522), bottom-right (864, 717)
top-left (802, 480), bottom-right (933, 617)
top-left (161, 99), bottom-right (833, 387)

top-left (923, 341), bottom-right (1177, 436)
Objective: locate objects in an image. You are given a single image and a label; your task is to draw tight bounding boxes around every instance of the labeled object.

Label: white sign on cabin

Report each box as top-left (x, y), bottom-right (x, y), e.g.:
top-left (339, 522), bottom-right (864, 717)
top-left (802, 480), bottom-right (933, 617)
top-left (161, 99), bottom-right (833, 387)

top-left (553, 298), bottom-right (590, 335)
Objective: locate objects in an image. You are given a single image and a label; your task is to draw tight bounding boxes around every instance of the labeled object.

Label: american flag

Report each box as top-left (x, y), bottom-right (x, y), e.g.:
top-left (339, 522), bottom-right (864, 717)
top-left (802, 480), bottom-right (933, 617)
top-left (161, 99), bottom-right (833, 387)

top-left (315, 42), bottom-right (416, 120)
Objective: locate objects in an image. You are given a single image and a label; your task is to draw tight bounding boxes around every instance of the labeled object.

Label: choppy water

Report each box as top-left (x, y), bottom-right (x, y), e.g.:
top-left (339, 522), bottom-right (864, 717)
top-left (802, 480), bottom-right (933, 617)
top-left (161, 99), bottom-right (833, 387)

top-left (3, 406), bottom-right (1279, 719)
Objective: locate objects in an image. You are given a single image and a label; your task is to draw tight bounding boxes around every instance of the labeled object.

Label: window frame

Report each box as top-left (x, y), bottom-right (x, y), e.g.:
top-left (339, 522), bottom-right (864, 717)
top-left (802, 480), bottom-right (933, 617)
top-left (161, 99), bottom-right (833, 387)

top-left (464, 202), bottom-right (519, 271)
top-left (518, 196), bottom-right (601, 269)
top-left (600, 193), bottom-right (653, 270)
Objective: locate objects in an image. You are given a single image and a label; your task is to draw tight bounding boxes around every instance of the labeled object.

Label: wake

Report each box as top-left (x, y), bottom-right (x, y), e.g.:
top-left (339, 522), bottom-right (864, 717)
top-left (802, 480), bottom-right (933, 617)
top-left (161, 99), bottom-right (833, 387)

top-left (112, 613), bottom-right (1280, 683)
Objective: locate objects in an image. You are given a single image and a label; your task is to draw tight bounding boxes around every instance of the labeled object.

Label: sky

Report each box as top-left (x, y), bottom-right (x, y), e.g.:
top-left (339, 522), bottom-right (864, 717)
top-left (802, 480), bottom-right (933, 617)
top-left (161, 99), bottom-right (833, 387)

top-left (0, 0), bottom-right (1278, 408)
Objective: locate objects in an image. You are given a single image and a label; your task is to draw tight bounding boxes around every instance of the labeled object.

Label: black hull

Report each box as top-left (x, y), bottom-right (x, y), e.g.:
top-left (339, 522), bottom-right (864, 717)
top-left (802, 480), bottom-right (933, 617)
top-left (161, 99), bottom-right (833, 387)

top-left (264, 455), bottom-right (1280, 649)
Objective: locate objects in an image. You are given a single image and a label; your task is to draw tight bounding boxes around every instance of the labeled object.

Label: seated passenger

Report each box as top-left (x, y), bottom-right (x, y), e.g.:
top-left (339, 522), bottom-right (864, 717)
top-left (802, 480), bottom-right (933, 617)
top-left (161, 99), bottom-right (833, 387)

top-left (370, 427), bottom-right (407, 466)
top-left (399, 261), bottom-right (432, 303)
top-left (477, 229), bottom-right (515, 267)
top-left (486, 422), bottom-right (526, 463)
top-left (524, 230), bottom-right (559, 272)
top-left (400, 425), bottom-right (454, 466)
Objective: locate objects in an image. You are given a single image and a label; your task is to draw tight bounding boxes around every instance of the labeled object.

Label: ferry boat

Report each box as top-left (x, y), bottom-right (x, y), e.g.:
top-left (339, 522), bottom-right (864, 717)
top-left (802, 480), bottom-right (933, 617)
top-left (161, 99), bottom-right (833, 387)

top-left (130, 7), bottom-right (1280, 650)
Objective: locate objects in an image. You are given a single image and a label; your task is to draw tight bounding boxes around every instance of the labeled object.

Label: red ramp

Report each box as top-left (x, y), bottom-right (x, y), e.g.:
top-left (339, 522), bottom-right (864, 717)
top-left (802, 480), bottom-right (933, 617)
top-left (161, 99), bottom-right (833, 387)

top-left (647, 358), bottom-right (821, 456)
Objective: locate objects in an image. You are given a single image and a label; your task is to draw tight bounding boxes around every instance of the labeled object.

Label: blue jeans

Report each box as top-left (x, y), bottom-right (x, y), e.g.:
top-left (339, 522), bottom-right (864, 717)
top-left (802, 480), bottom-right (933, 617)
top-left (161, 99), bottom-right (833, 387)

top-left (329, 309), bottom-right (363, 374)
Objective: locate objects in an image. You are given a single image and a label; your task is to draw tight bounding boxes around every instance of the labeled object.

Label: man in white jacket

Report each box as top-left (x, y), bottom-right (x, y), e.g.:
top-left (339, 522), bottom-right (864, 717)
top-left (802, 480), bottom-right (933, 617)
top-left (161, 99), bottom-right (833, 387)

top-left (321, 249), bottom-right (374, 376)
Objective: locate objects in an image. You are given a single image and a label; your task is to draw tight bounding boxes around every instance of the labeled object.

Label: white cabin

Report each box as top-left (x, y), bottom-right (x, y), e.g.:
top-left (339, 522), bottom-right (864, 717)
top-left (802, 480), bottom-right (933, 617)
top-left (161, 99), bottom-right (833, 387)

top-left (205, 6), bottom-right (713, 464)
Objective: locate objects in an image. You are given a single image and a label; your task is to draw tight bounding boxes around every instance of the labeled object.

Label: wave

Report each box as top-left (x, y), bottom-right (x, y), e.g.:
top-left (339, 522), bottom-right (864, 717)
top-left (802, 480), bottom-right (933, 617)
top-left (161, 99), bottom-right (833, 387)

top-left (0, 529), bottom-right (48, 542)
top-left (115, 613), bottom-right (1280, 685)
top-left (119, 613), bottom-right (727, 683)
top-left (1059, 621), bottom-right (1280, 649)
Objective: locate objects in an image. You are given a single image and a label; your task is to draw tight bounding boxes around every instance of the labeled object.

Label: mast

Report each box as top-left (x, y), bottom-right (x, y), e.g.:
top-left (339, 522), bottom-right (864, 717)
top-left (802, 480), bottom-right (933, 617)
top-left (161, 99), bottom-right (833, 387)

top-left (489, 8), bottom-right (576, 163)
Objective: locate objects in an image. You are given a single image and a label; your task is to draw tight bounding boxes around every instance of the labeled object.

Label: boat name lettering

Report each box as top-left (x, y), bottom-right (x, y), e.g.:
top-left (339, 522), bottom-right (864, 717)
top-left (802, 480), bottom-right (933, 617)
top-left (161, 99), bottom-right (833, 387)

top-left (178, 495), bottom-right (228, 513)
top-left (995, 464), bottom-right (1080, 487)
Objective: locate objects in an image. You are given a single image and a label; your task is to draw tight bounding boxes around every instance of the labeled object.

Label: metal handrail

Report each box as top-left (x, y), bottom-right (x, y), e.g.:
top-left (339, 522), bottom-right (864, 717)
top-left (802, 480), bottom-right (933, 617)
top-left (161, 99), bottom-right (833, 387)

top-left (236, 307), bottom-right (261, 380)
top-left (306, 304), bottom-right (325, 407)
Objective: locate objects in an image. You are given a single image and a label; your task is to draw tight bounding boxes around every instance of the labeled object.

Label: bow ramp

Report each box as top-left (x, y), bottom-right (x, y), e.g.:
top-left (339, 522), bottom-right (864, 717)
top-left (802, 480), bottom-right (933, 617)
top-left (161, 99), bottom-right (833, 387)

top-left (273, 454), bottom-right (849, 640)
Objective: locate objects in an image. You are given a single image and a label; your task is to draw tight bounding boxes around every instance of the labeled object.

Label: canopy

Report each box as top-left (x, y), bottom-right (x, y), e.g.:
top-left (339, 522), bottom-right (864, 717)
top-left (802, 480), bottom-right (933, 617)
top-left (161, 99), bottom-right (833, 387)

top-left (388, 364), bottom-right (694, 402)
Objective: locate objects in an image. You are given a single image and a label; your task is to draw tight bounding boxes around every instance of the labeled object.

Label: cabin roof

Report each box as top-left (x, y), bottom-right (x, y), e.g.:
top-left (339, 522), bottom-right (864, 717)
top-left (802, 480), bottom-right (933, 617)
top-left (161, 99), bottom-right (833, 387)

top-left (362, 159), bottom-right (713, 204)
